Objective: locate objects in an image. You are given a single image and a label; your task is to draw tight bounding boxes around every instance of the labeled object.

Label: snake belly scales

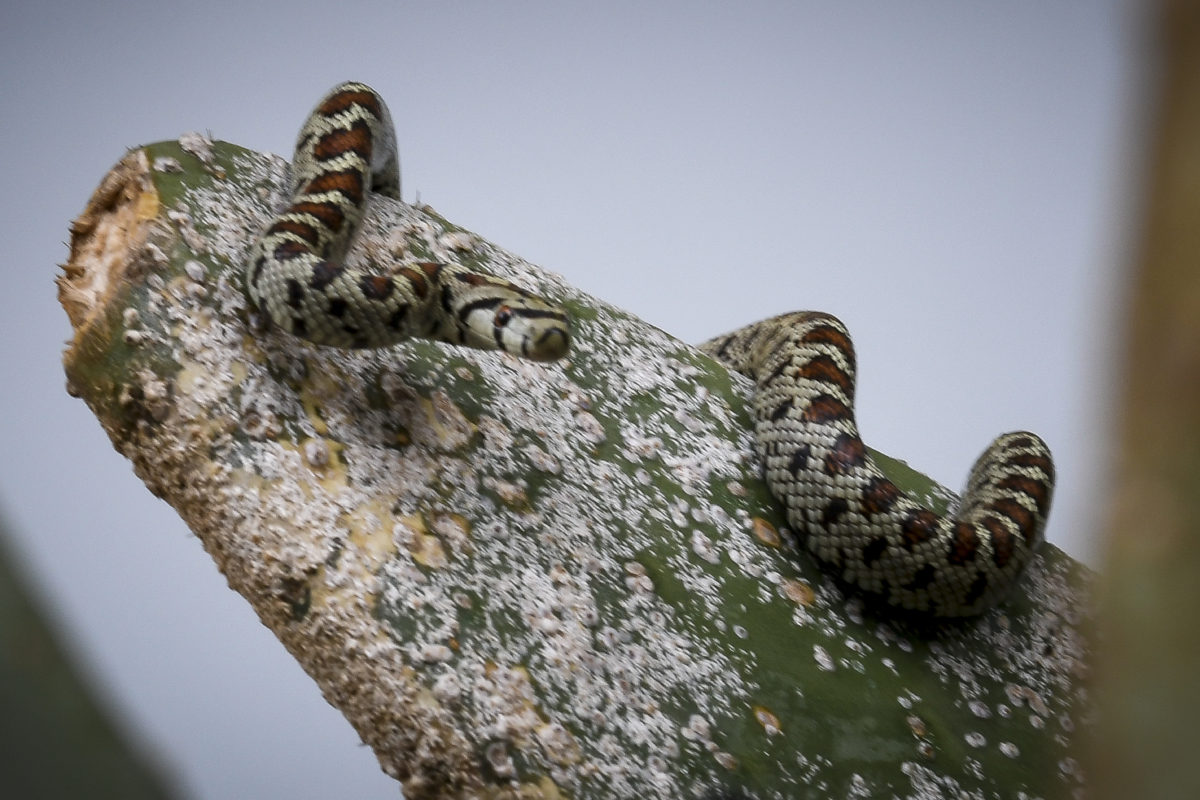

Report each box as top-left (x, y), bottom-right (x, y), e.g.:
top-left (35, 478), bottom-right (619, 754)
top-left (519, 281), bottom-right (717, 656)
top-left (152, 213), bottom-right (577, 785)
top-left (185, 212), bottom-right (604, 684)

top-left (248, 82), bottom-right (1054, 618)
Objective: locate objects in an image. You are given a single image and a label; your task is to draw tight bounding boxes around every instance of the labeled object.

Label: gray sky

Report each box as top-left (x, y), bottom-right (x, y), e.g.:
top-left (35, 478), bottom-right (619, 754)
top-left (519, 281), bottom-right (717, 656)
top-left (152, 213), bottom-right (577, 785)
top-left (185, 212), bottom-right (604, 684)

top-left (0, 1), bottom-right (1141, 797)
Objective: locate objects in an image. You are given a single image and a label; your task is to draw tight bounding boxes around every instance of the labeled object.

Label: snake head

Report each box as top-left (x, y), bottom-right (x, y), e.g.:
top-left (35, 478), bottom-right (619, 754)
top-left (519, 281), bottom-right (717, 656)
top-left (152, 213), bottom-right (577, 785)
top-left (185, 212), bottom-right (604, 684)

top-left (445, 272), bottom-right (571, 362)
top-left (488, 301), bottom-right (571, 361)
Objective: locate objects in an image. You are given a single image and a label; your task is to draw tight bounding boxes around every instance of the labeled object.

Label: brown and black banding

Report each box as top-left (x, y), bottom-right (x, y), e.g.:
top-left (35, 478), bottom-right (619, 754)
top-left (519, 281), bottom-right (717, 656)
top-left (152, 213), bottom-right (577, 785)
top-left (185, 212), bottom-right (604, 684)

top-left (801, 394), bottom-right (850, 424)
top-left (799, 320), bottom-right (855, 361)
top-left (862, 476), bottom-right (901, 516)
top-left (288, 200), bottom-right (346, 233)
top-left (797, 353), bottom-right (853, 396)
top-left (313, 118), bottom-right (373, 164)
top-left (996, 474), bottom-right (1052, 514)
top-left (946, 522), bottom-right (980, 565)
top-left (266, 219), bottom-right (321, 247)
top-left (901, 509), bottom-right (938, 547)
top-left (988, 497), bottom-right (1036, 541)
top-left (273, 240), bottom-right (310, 261)
top-left (317, 87), bottom-right (384, 118)
top-left (302, 168), bottom-right (365, 207)
top-left (1007, 451), bottom-right (1055, 480)
top-left (454, 271), bottom-right (495, 287)
top-left (983, 518), bottom-right (1014, 567)
top-left (308, 260), bottom-right (345, 290)
top-left (396, 267), bottom-right (430, 300)
top-left (359, 275), bottom-right (394, 301)
top-left (824, 433), bottom-right (866, 476)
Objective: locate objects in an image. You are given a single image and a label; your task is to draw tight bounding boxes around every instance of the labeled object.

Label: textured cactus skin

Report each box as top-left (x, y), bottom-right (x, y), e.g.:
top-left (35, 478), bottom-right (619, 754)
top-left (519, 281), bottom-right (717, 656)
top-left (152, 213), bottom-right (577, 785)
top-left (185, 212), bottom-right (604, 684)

top-left (59, 138), bottom-right (1094, 800)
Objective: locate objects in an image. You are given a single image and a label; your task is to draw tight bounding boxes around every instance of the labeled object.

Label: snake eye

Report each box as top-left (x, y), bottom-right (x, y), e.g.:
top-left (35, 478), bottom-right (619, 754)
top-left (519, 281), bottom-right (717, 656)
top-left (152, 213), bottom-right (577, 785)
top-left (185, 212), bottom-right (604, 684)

top-left (494, 305), bottom-right (513, 328)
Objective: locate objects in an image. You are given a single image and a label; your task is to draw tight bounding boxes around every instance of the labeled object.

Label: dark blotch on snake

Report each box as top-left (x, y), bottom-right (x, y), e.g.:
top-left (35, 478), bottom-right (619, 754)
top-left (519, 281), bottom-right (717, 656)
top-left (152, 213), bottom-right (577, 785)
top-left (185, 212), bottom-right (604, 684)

top-left (359, 275), bottom-right (394, 301)
top-left (251, 255), bottom-right (266, 286)
top-left (947, 522), bottom-right (980, 565)
top-left (905, 563), bottom-right (937, 592)
top-left (965, 573), bottom-right (989, 607)
top-left (862, 536), bottom-right (889, 565)
top-left (285, 279), bottom-right (304, 309)
top-left (821, 497), bottom-right (849, 528)
top-left (313, 119), bottom-right (373, 163)
top-left (989, 497), bottom-right (1036, 541)
top-left (901, 509), bottom-right (938, 546)
top-left (397, 267), bottom-right (430, 300)
top-left (801, 394), bottom-right (850, 424)
top-left (303, 168), bottom-right (365, 206)
top-left (272, 240), bottom-right (308, 261)
top-left (999, 474), bottom-right (1052, 514)
top-left (268, 219), bottom-right (321, 246)
top-left (824, 433), bottom-right (866, 476)
top-left (317, 87), bottom-right (384, 117)
top-left (798, 353), bottom-right (853, 395)
top-left (309, 261), bottom-right (344, 290)
top-left (984, 518), bottom-right (1015, 567)
top-left (862, 476), bottom-right (901, 515)
top-left (290, 200), bottom-right (345, 232)
top-left (328, 298), bottom-right (348, 318)
top-left (760, 356), bottom-right (792, 390)
top-left (786, 443), bottom-right (812, 477)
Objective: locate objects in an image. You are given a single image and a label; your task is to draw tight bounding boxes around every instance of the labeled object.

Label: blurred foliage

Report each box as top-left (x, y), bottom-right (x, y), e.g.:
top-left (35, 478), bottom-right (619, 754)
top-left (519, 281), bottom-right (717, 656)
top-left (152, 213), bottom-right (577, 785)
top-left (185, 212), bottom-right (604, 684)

top-left (1093, 2), bottom-right (1200, 798)
top-left (0, 513), bottom-right (178, 799)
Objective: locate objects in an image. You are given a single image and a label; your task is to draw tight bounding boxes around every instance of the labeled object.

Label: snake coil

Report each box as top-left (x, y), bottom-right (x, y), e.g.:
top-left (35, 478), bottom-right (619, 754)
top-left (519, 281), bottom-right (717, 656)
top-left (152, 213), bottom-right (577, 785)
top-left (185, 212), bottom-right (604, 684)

top-left (247, 81), bottom-right (570, 361)
top-left (702, 312), bottom-right (1054, 617)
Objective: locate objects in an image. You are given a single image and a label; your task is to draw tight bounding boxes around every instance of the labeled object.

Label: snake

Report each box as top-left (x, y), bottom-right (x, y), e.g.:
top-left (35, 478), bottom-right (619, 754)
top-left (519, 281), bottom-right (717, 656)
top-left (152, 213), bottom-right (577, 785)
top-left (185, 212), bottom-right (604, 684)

top-left (248, 83), bottom-right (1052, 618)
top-left (246, 81), bottom-right (570, 361)
top-left (701, 312), bottom-right (1054, 617)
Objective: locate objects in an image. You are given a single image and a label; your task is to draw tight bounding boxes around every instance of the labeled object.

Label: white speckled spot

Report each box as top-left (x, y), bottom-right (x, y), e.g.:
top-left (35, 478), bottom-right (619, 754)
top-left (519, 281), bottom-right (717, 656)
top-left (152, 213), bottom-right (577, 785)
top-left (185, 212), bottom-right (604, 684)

top-left (813, 644), bottom-right (835, 671)
top-left (303, 439), bottom-right (330, 467)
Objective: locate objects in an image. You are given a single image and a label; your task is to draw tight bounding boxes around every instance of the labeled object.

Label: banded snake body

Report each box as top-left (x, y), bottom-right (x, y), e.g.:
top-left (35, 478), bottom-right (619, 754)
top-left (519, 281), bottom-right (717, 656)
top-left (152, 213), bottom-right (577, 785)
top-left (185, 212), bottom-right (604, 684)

top-left (247, 82), bottom-right (571, 360)
top-left (701, 314), bottom-right (1054, 617)
top-left (248, 82), bottom-right (1054, 618)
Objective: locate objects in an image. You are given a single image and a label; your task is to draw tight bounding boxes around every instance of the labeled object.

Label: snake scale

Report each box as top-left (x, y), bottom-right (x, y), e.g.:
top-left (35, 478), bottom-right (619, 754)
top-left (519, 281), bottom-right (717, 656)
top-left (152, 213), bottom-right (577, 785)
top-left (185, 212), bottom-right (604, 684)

top-left (248, 82), bottom-right (1054, 618)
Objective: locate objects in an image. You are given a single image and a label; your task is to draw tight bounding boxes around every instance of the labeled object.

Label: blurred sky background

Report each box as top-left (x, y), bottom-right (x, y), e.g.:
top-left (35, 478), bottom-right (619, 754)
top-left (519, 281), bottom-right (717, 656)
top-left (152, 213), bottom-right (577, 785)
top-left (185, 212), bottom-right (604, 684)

top-left (0, 1), bottom-right (1144, 797)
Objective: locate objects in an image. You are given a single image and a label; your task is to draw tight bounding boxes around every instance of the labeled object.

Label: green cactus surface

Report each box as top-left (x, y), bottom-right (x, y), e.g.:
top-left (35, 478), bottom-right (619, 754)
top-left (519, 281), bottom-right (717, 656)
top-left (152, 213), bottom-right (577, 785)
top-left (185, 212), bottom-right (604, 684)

top-left (58, 137), bottom-right (1094, 800)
